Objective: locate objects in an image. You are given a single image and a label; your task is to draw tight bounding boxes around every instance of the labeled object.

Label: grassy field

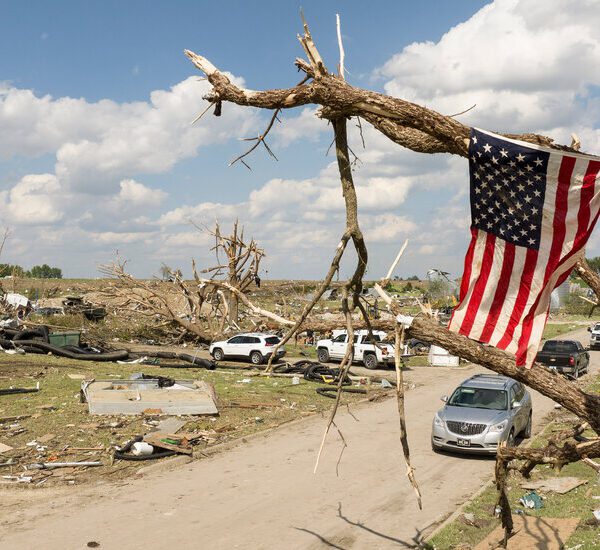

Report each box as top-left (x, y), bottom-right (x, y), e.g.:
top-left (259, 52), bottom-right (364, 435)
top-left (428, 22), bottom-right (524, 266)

top-left (0, 353), bottom-right (375, 486)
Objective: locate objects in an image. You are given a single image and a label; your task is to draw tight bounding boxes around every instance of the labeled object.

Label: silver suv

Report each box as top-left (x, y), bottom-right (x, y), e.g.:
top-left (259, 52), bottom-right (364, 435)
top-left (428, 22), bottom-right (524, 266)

top-left (431, 374), bottom-right (532, 454)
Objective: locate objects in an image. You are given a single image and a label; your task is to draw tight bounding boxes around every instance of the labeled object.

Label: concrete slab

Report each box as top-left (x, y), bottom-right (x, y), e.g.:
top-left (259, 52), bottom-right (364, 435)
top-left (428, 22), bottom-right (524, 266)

top-left (83, 379), bottom-right (218, 415)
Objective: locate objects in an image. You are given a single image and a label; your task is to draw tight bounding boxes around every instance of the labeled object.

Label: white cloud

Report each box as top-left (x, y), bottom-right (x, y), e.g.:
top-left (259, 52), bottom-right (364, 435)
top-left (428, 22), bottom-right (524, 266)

top-left (114, 179), bottom-right (167, 208)
top-left (378, 0), bottom-right (600, 137)
top-left (0, 174), bottom-right (64, 225)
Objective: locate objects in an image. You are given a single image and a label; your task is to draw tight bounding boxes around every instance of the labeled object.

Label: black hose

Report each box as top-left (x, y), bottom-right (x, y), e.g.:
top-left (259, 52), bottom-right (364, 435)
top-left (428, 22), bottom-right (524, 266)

top-left (0, 387), bottom-right (39, 396)
top-left (113, 435), bottom-right (178, 461)
top-left (12, 340), bottom-right (129, 361)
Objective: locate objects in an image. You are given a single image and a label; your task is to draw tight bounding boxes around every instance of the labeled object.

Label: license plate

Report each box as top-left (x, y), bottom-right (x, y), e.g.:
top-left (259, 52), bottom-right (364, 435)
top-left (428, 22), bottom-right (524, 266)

top-left (457, 438), bottom-right (470, 447)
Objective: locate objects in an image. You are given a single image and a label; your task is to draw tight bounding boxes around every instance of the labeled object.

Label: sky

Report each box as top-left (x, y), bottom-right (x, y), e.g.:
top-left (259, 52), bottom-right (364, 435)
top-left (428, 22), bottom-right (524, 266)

top-left (1, 0), bottom-right (599, 280)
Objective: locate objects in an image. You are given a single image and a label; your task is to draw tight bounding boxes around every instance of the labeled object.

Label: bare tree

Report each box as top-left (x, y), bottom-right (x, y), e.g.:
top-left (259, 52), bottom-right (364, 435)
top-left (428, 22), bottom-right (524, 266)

top-left (200, 220), bottom-right (264, 325)
top-left (100, 221), bottom-right (269, 342)
top-left (184, 15), bottom-right (600, 543)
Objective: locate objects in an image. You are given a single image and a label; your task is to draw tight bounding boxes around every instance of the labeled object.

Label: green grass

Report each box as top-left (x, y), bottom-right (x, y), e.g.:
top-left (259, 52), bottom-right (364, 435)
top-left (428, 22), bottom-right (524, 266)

top-left (542, 322), bottom-right (582, 340)
top-left (0, 353), bottom-right (370, 485)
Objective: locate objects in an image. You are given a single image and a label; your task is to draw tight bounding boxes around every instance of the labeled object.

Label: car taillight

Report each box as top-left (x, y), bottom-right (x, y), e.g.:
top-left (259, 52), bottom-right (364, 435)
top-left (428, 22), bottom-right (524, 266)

top-left (569, 356), bottom-right (575, 366)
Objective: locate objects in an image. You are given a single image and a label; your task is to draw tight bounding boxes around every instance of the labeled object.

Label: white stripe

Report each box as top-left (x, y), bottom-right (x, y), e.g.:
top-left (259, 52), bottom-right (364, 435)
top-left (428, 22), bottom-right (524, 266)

top-left (487, 245), bottom-right (527, 348)
top-left (470, 238), bottom-right (505, 341)
top-left (448, 230), bottom-right (487, 332)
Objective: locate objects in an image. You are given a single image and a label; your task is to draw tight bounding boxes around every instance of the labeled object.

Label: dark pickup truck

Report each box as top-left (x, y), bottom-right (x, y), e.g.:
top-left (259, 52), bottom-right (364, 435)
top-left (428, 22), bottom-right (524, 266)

top-left (536, 340), bottom-right (589, 378)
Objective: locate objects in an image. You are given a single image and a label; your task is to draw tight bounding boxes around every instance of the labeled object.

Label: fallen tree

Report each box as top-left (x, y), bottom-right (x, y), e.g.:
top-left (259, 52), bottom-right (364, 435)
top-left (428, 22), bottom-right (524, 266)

top-left (185, 15), bottom-right (600, 544)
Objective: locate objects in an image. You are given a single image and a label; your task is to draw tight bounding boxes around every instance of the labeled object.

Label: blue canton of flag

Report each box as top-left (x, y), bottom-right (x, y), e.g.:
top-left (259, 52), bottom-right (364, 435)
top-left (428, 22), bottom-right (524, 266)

top-left (470, 129), bottom-right (549, 250)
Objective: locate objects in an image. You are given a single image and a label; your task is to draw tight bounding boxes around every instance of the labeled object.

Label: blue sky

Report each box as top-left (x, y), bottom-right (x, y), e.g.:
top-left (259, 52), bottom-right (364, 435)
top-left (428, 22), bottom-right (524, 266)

top-left (0, 0), bottom-right (599, 279)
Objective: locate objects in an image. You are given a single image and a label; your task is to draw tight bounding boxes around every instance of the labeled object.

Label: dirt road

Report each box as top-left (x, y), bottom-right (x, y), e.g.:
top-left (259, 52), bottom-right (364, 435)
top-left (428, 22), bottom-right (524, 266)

top-left (1, 328), bottom-right (591, 550)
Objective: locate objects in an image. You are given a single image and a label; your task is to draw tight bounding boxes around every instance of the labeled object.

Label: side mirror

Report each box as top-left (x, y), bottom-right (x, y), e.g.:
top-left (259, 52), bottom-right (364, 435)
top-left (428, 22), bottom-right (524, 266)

top-left (512, 401), bottom-right (521, 409)
top-left (588, 327), bottom-right (592, 332)
top-left (441, 395), bottom-right (448, 402)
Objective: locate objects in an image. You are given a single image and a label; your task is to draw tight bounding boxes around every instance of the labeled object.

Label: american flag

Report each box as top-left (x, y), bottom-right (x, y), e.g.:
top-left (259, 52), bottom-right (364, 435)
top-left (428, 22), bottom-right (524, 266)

top-left (449, 128), bottom-right (600, 368)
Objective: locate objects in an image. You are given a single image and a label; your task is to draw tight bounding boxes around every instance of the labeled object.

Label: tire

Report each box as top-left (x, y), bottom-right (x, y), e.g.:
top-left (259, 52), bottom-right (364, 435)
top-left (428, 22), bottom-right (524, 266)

top-left (572, 367), bottom-right (579, 380)
top-left (507, 428), bottom-right (515, 447)
top-left (414, 343), bottom-right (427, 354)
top-left (212, 348), bottom-right (224, 361)
top-left (317, 348), bottom-right (330, 363)
top-left (523, 412), bottom-right (532, 439)
top-left (250, 351), bottom-right (263, 365)
top-left (363, 353), bottom-right (378, 370)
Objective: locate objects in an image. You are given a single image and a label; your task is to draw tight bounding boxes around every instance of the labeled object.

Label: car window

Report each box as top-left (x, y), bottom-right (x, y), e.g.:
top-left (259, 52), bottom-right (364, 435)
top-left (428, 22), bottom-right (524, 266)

top-left (264, 336), bottom-right (280, 345)
top-left (448, 387), bottom-right (507, 410)
top-left (542, 340), bottom-right (578, 353)
top-left (510, 386), bottom-right (519, 407)
top-left (241, 336), bottom-right (260, 344)
top-left (361, 334), bottom-right (381, 344)
top-left (333, 334), bottom-right (347, 343)
top-left (595, 324), bottom-right (600, 331)
top-left (228, 336), bottom-right (244, 344)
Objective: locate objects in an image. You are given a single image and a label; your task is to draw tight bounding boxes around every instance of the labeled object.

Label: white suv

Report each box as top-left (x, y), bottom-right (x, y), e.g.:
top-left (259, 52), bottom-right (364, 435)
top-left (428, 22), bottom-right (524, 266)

top-left (315, 329), bottom-right (395, 370)
top-left (209, 333), bottom-right (285, 365)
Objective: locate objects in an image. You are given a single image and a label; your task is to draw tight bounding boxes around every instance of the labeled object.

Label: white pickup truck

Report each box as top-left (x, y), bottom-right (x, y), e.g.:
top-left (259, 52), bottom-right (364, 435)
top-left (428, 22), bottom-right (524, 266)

top-left (315, 329), bottom-right (395, 370)
top-left (589, 322), bottom-right (600, 350)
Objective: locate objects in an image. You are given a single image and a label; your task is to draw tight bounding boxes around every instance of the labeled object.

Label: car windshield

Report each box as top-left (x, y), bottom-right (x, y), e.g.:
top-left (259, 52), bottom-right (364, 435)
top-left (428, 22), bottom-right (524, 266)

top-left (594, 324), bottom-right (600, 331)
top-left (448, 387), bottom-right (507, 410)
top-left (542, 340), bottom-right (577, 353)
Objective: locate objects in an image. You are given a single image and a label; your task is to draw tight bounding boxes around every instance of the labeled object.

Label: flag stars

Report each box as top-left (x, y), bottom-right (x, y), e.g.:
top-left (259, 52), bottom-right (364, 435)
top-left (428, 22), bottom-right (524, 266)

top-left (483, 143), bottom-right (492, 153)
top-left (534, 157), bottom-right (543, 167)
top-left (516, 153), bottom-right (525, 162)
top-left (500, 148), bottom-right (508, 158)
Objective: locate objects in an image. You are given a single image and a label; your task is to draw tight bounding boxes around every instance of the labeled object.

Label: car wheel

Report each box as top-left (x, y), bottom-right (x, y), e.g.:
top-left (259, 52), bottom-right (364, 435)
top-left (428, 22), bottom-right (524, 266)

top-left (250, 351), bottom-right (263, 365)
top-left (212, 348), bottom-right (224, 361)
top-left (431, 440), bottom-right (441, 454)
top-left (523, 412), bottom-right (532, 439)
top-left (363, 353), bottom-right (378, 370)
top-left (573, 367), bottom-right (579, 380)
top-left (414, 343), bottom-right (426, 354)
top-left (507, 428), bottom-right (515, 447)
top-left (317, 348), bottom-right (330, 363)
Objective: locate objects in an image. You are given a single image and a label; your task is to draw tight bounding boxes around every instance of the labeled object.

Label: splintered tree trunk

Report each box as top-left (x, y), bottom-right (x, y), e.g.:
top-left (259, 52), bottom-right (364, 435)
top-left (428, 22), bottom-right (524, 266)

top-left (227, 291), bottom-right (239, 325)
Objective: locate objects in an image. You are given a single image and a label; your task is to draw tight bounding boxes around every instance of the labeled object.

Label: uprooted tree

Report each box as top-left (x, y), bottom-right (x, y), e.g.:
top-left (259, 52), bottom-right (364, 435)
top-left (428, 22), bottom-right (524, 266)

top-left (184, 15), bottom-right (600, 544)
top-left (100, 221), bottom-right (275, 343)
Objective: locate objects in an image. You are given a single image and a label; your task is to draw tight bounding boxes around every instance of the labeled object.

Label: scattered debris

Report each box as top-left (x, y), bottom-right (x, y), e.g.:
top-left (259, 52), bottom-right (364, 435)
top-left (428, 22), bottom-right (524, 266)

top-left (28, 461), bottom-right (103, 470)
top-left (521, 477), bottom-right (587, 495)
top-left (519, 490), bottom-right (544, 509)
top-left (0, 442), bottom-right (13, 453)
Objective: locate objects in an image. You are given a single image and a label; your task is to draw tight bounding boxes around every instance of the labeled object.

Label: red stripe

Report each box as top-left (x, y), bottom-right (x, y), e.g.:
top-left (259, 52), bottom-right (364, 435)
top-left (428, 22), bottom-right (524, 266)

top-left (458, 232), bottom-right (496, 336)
top-left (495, 247), bottom-right (538, 350)
top-left (458, 227), bottom-right (478, 302)
top-left (448, 227), bottom-right (478, 329)
top-left (573, 160), bottom-right (600, 250)
top-left (514, 156), bottom-right (576, 361)
top-left (479, 242), bottom-right (515, 342)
